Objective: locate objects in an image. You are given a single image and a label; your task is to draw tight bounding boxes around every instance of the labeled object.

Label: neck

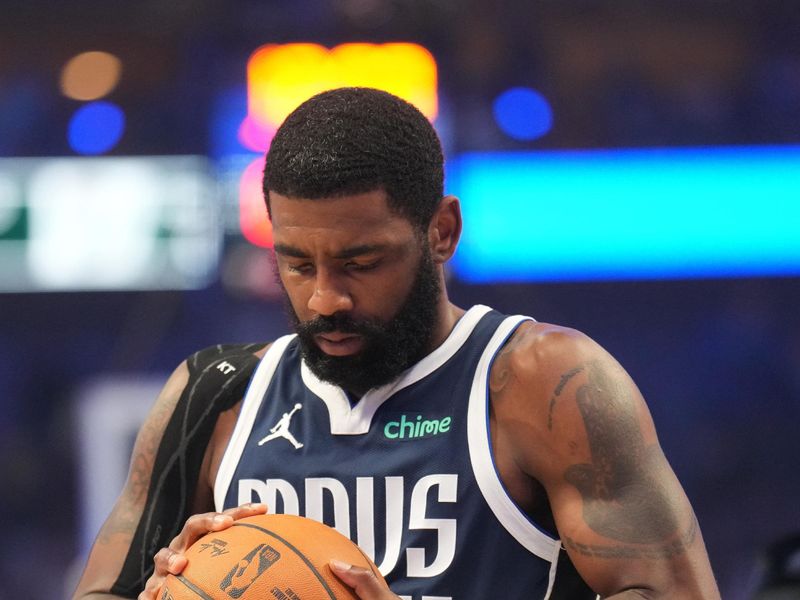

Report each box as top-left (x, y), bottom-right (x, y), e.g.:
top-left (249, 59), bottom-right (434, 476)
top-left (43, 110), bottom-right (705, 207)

top-left (344, 292), bottom-right (465, 400)
top-left (427, 282), bottom-right (466, 355)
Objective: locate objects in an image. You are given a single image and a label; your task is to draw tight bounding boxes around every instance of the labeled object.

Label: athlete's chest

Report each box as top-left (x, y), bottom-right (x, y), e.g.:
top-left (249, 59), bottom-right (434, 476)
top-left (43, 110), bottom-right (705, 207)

top-left (220, 341), bottom-right (480, 584)
top-left (228, 352), bottom-right (471, 487)
top-left (214, 305), bottom-right (504, 508)
top-left (209, 309), bottom-right (569, 600)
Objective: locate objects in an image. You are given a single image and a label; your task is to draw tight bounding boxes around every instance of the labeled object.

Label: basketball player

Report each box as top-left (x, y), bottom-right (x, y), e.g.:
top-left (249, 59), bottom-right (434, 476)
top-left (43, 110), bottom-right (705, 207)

top-left (73, 88), bottom-right (720, 599)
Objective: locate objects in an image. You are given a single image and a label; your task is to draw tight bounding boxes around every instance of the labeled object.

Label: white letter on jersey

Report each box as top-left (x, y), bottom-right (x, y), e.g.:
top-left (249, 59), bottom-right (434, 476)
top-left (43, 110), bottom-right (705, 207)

top-left (406, 474), bottom-right (458, 577)
top-left (237, 479), bottom-right (299, 515)
top-left (356, 477), bottom-right (376, 559)
top-left (305, 477), bottom-right (350, 538)
top-left (355, 476), bottom-right (405, 576)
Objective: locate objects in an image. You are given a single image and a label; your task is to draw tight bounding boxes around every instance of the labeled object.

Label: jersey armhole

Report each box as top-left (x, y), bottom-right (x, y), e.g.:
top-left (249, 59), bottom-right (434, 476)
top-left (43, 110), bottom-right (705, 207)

top-left (466, 315), bottom-right (560, 559)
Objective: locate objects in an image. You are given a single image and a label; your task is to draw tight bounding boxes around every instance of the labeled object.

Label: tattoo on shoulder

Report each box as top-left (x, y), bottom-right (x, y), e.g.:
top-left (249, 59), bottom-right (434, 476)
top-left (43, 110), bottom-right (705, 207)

top-left (489, 323), bottom-right (537, 393)
top-left (547, 366), bottom-right (584, 430)
top-left (559, 361), bottom-right (692, 558)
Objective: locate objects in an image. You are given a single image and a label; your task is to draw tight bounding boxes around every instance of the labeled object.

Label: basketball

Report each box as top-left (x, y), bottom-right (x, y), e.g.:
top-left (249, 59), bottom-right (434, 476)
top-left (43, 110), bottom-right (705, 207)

top-left (158, 514), bottom-right (385, 600)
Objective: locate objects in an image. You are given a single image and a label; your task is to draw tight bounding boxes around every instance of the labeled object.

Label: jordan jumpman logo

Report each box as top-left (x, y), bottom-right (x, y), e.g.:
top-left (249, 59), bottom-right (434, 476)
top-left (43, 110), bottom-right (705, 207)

top-left (258, 403), bottom-right (304, 449)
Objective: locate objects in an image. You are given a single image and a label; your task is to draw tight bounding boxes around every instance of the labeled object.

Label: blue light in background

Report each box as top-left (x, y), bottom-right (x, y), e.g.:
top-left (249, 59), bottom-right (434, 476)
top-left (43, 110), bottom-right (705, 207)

top-left (67, 101), bottom-right (125, 155)
top-left (446, 146), bottom-right (800, 282)
top-left (492, 87), bottom-right (553, 141)
top-left (209, 85), bottom-right (250, 159)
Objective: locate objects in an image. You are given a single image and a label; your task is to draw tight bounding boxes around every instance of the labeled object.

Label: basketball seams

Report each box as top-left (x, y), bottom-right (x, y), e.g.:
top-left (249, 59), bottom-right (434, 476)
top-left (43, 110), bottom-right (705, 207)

top-left (171, 515), bottom-right (380, 599)
top-left (354, 544), bottom-right (384, 581)
top-left (231, 521), bottom-right (338, 599)
top-left (174, 574), bottom-right (217, 600)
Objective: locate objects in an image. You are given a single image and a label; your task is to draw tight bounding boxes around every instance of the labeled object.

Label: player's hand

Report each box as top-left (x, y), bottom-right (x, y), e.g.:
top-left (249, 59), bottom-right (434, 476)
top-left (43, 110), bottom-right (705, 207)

top-left (137, 502), bottom-right (267, 600)
top-left (329, 560), bottom-right (399, 600)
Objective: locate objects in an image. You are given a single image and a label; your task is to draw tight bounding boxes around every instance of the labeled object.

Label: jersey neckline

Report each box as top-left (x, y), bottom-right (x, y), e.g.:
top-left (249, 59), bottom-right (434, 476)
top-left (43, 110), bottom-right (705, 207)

top-left (300, 304), bottom-right (493, 435)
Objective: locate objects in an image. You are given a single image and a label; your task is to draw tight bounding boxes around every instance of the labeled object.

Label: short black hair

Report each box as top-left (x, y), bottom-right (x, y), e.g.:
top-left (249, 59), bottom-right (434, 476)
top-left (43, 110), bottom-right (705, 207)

top-left (263, 87), bottom-right (444, 230)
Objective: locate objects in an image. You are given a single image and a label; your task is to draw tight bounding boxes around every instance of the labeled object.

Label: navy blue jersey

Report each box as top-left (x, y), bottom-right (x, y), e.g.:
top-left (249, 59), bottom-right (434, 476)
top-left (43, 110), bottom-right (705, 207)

top-left (215, 305), bottom-right (595, 600)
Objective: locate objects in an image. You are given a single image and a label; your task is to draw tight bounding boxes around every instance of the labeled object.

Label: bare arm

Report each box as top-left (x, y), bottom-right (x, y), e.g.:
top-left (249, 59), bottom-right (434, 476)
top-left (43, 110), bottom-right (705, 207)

top-left (332, 322), bottom-right (719, 600)
top-left (492, 323), bottom-right (720, 599)
top-left (72, 361), bottom-right (193, 599)
top-left (72, 343), bottom-right (268, 599)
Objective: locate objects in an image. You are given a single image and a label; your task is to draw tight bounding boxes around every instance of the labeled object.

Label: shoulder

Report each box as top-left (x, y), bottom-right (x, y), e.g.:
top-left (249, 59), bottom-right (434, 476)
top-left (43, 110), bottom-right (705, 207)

top-left (179, 342), bottom-right (272, 414)
top-left (145, 342), bottom-right (271, 441)
top-left (153, 342), bottom-right (270, 409)
top-left (185, 342), bottom-right (270, 375)
top-left (142, 342), bottom-right (272, 509)
top-left (144, 340), bottom-right (271, 421)
top-left (489, 320), bottom-right (648, 468)
top-left (490, 320), bottom-right (607, 396)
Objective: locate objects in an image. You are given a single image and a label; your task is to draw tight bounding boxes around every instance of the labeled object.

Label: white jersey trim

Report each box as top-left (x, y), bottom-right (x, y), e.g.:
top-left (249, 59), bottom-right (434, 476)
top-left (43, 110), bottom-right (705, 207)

top-left (466, 315), bottom-right (560, 562)
top-left (214, 334), bottom-right (296, 512)
top-left (544, 542), bottom-right (564, 600)
top-left (301, 304), bottom-right (494, 435)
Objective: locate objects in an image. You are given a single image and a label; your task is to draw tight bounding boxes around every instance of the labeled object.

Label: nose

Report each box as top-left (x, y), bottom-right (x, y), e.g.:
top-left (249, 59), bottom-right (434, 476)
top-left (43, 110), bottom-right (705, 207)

top-left (307, 270), bottom-right (354, 316)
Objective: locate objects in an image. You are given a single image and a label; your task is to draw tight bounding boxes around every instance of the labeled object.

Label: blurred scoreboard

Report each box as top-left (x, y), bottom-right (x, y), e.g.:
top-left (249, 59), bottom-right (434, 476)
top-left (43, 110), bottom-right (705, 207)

top-left (0, 156), bottom-right (220, 291)
top-left (448, 145), bottom-right (800, 282)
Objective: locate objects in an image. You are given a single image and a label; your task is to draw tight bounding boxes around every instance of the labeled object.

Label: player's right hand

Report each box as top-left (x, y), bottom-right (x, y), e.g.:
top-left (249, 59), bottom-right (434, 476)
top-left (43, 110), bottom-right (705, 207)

top-left (137, 503), bottom-right (268, 600)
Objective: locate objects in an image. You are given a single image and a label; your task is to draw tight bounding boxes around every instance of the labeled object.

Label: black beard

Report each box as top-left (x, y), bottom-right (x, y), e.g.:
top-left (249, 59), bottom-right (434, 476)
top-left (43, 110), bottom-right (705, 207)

top-left (285, 249), bottom-right (441, 396)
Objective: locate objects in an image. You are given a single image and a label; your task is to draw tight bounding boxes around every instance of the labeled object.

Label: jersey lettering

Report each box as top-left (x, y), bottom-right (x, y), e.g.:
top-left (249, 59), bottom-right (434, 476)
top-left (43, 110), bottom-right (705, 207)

top-left (238, 478), bottom-right (300, 515)
top-left (356, 476), bottom-right (405, 573)
top-left (305, 477), bottom-right (350, 537)
top-left (236, 474), bottom-right (457, 579)
top-left (383, 414), bottom-right (452, 440)
top-left (406, 474), bottom-right (457, 577)
top-left (216, 360), bottom-right (237, 374)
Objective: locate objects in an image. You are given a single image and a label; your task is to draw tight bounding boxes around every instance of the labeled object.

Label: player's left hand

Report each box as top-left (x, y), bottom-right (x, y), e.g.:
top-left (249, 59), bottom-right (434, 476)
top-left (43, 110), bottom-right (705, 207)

top-left (329, 560), bottom-right (399, 600)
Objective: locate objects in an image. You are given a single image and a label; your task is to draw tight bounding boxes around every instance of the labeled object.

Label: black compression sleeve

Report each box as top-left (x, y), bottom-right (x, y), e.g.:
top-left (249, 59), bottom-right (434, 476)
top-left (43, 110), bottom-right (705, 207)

top-left (110, 343), bottom-right (266, 597)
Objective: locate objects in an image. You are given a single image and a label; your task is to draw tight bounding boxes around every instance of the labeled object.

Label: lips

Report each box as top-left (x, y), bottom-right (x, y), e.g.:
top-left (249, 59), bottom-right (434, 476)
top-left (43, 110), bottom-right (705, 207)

top-left (314, 332), bottom-right (365, 356)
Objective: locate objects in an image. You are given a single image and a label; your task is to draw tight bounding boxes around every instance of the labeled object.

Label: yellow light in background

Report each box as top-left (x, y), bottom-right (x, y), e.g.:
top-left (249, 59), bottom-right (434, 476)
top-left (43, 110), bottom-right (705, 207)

top-left (60, 51), bottom-right (122, 101)
top-left (246, 42), bottom-right (438, 129)
top-left (239, 42), bottom-right (438, 247)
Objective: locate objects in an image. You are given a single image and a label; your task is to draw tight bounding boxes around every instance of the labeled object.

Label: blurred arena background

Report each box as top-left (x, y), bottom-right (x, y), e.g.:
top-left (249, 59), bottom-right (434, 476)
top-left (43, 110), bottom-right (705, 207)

top-left (0, 1), bottom-right (799, 598)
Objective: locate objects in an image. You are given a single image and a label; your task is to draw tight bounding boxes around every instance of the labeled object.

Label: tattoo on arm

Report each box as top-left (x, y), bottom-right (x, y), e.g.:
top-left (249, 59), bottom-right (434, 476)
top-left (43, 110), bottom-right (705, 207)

top-left (564, 515), bottom-right (698, 559)
top-left (96, 392), bottom-right (174, 545)
top-left (547, 366), bottom-right (584, 430)
top-left (96, 455), bottom-right (148, 543)
top-left (559, 362), bottom-right (693, 558)
top-left (489, 324), bottom-right (536, 393)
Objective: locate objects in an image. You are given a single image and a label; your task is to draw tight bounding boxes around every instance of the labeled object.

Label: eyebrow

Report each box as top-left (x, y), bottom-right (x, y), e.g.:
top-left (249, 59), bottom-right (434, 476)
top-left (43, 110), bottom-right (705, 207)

top-left (273, 243), bottom-right (388, 260)
top-left (273, 243), bottom-right (309, 258)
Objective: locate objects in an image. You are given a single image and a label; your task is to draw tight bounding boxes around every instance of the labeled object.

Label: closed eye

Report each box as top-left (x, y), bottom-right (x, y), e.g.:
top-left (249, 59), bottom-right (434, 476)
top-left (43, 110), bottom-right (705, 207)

top-left (345, 260), bottom-right (380, 272)
top-left (287, 263), bottom-right (314, 275)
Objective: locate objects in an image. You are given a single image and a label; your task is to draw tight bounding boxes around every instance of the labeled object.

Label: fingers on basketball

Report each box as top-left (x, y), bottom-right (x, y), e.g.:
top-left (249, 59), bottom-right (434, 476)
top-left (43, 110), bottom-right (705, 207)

top-left (157, 513), bottom-right (385, 600)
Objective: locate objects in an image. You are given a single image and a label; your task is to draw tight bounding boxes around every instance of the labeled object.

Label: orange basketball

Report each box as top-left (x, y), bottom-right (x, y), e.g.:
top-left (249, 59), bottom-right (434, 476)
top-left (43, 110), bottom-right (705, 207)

top-left (158, 513), bottom-right (385, 600)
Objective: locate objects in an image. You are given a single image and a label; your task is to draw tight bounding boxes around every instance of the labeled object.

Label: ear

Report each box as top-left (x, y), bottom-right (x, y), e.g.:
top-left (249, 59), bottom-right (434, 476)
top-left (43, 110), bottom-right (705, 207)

top-left (427, 195), bottom-right (462, 264)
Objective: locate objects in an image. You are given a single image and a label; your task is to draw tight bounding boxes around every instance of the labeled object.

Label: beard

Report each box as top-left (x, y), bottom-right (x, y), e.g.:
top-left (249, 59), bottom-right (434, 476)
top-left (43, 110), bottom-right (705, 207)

top-left (284, 248), bottom-right (441, 396)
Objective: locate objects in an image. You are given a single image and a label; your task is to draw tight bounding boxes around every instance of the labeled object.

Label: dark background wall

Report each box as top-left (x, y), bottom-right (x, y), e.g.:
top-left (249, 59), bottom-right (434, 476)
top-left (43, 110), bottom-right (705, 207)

top-left (0, 2), bottom-right (798, 598)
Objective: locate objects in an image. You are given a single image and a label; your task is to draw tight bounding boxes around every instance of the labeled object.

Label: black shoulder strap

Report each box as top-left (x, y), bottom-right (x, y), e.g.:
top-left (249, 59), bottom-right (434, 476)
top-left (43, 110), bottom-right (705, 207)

top-left (111, 343), bottom-right (266, 597)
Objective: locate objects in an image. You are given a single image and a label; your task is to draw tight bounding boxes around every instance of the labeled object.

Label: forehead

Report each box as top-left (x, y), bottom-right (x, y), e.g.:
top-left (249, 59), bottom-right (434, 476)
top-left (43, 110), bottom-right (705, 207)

top-left (269, 189), bottom-right (415, 245)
